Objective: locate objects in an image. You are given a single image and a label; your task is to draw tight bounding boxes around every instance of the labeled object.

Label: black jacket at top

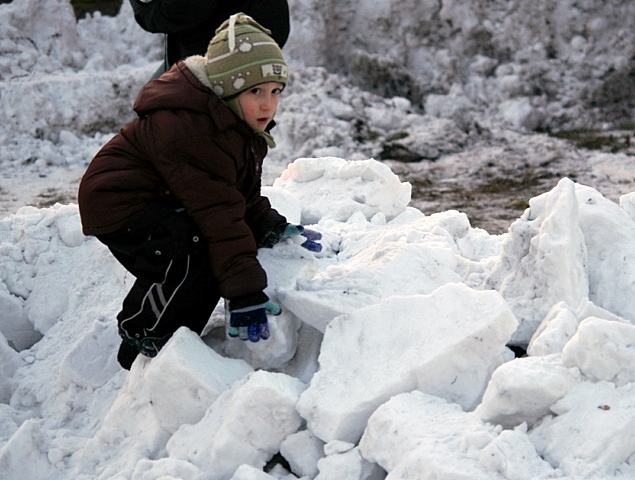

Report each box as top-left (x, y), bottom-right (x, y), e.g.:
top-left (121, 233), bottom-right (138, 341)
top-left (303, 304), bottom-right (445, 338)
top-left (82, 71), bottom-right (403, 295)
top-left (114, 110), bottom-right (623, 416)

top-left (129, 0), bottom-right (290, 66)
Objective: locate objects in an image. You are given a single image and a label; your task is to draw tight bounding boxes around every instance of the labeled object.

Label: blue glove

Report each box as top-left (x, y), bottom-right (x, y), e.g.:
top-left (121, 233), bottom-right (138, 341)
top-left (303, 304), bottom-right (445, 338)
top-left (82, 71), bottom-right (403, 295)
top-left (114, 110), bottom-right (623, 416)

top-left (228, 300), bottom-right (282, 342)
top-left (283, 224), bottom-right (323, 252)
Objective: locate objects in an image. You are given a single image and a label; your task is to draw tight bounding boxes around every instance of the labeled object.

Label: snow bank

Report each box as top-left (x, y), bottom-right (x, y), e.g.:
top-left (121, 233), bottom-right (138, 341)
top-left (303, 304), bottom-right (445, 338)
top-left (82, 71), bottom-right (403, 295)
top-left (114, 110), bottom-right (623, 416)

top-left (1, 0), bottom-right (635, 478)
top-left (2, 158), bottom-right (635, 479)
top-left (297, 284), bottom-right (517, 444)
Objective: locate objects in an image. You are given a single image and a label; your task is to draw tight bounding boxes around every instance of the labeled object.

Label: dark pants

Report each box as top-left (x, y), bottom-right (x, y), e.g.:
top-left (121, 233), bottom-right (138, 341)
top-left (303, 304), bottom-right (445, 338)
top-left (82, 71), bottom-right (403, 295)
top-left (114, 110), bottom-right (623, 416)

top-left (98, 204), bottom-right (220, 358)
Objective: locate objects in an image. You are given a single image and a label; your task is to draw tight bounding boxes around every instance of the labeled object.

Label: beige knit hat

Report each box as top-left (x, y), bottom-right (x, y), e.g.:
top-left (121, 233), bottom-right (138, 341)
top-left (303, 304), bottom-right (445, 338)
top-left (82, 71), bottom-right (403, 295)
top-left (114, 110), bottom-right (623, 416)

top-left (205, 13), bottom-right (288, 99)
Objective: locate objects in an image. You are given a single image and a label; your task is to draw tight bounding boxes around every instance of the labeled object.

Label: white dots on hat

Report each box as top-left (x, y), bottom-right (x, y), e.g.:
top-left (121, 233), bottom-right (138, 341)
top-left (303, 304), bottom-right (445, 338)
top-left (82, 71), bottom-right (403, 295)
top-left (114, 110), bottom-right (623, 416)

top-left (238, 38), bottom-right (253, 52)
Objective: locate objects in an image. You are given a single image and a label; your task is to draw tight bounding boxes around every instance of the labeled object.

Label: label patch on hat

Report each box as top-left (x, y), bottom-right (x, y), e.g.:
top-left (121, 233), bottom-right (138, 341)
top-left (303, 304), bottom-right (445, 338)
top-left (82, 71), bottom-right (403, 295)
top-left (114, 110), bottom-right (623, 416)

top-left (261, 63), bottom-right (288, 79)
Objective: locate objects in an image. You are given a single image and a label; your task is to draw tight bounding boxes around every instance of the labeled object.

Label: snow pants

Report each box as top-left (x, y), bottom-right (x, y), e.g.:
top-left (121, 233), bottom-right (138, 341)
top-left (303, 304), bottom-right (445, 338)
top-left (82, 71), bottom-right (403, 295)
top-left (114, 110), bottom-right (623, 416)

top-left (97, 203), bottom-right (220, 358)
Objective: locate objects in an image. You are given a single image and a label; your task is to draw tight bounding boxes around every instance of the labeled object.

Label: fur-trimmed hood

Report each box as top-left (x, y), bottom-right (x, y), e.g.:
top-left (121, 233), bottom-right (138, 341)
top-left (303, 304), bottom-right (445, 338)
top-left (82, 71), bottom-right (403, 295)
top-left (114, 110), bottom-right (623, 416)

top-left (183, 55), bottom-right (213, 88)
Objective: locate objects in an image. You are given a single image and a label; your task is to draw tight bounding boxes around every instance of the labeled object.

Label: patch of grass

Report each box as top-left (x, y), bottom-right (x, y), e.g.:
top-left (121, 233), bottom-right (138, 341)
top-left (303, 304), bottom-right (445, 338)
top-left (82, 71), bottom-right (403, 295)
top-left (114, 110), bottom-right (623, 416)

top-left (548, 129), bottom-right (633, 153)
top-left (36, 189), bottom-right (74, 208)
top-left (476, 176), bottom-right (533, 195)
top-left (401, 164), bottom-right (561, 234)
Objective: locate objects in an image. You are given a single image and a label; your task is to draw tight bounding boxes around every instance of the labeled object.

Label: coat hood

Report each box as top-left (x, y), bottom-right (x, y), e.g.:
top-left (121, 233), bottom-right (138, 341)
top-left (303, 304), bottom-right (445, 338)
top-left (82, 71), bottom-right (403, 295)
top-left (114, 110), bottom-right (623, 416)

top-left (133, 58), bottom-right (237, 130)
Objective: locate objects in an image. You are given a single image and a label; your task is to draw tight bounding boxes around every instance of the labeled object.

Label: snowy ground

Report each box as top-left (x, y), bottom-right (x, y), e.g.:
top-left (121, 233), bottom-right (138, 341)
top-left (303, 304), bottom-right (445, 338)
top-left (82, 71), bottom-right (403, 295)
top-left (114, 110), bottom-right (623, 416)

top-left (1, 1), bottom-right (635, 479)
top-left (1, 0), bottom-right (634, 233)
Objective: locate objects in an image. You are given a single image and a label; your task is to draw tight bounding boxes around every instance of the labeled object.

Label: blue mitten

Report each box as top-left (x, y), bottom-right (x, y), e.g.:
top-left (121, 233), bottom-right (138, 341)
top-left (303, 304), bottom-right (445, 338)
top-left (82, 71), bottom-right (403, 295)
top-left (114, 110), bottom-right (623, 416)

top-left (283, 224), bottom-right (323, 252)
top-left (228, 300), bottom-right (281, 342)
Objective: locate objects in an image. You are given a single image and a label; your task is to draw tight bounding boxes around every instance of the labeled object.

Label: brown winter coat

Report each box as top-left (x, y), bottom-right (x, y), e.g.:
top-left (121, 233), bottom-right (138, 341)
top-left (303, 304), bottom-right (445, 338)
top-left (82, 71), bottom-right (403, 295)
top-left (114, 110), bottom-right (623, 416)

top-left (78, 59), bottom-right (286, 301)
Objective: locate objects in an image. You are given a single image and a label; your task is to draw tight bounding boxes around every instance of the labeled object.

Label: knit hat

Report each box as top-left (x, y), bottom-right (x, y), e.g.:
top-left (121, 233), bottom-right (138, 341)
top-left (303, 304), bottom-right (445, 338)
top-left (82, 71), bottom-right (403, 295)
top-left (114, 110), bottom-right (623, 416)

top-left (205, 13), bottom-right (288, 99)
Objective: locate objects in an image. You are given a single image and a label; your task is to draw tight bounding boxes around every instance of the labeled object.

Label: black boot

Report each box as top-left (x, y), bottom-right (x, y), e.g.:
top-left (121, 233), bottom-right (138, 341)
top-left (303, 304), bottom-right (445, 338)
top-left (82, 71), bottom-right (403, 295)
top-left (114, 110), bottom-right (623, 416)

top-left (117, 340), bottom-right (139, 370)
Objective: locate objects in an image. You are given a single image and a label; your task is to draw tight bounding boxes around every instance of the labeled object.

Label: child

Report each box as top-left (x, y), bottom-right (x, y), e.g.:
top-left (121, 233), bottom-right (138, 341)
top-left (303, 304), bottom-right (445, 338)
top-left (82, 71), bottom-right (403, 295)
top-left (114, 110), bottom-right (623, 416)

top-left (78, 13), bottom-right (320, 370)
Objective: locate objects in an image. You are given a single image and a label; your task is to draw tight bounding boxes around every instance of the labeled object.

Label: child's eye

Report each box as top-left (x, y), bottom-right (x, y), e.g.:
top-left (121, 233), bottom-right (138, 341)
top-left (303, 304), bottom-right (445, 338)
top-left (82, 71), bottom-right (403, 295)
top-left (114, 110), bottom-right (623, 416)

top-left (250, 87), bottom-right (262, 95)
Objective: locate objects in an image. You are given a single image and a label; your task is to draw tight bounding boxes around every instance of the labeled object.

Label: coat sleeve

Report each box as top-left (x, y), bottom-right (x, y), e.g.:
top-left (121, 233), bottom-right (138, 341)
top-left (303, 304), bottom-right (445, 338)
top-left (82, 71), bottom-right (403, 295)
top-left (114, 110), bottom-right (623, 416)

top-left (245, 195), bottom-right (287, 246)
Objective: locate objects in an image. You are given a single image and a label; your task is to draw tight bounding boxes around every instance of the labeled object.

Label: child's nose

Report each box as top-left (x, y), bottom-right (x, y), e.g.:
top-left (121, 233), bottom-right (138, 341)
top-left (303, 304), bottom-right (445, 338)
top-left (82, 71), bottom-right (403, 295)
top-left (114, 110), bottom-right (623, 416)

top-left (262, 95), bottom-right (276, 110)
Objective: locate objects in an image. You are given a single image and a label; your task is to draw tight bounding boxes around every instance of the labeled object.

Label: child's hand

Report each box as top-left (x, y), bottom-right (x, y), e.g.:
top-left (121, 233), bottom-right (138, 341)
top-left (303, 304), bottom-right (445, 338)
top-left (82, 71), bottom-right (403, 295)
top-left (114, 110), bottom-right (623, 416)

top-left (282, 224), bottom-right (322, 252)
top-left (227, 300), bottom-right (281, 342)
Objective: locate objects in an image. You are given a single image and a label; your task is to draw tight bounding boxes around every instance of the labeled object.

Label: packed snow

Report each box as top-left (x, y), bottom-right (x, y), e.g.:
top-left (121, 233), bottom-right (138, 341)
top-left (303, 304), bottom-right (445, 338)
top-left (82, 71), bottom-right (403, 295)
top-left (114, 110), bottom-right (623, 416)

top-left (1, 1), bottom-right (634, 479)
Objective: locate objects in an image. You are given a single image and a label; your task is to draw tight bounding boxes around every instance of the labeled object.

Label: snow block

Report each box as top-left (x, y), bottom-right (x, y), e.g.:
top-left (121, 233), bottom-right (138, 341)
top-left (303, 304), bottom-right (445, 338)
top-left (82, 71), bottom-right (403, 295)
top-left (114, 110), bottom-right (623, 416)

top-left (316, 444), bottom-right (384, 480)
top-left (130, 457), bottom-right (201, 480)
top-left (360, 391), bottom-right (554, 479)
top-left (296, 282), bottom-right (518, 444)
top-left (0, 284), bottom-right (42, 351)
top-left (620, 191), bottom-right (635, 220)
top-left (24, 275), bottom-right (69, 335)
top-left (528, 298), bottom-right (626, 357)
top-left (230, 464), bottom-right (277, 480)
top-left (59, 317), bottom-right (120, 389)
top-left (576, 184), bottom-right (635, 323)
top-left (145, 327), bottom-right (254, 432)
top-left (529, 381), bottom-right (635, 478)
top-left (280, 430), bottom-right (324, 479)
top-left (277, 288), bottom-right (372, 333)
top-left (0, 419), bottom-right (53, 480)
top-left (561, 317), bottom-right (635, 386)
top-left (77, 329), bottom-right (253, 477)
top-left (527, 301), bottom-right (580, 356)
top-left (475, 355), bottom-right (577, 428)
top-left (278, 212), bottom-right (476, 335)
top-left (76, 356), bottom-right (172, 477)
top-left (166, 370), bottom-right (306, 479)
top-left (484, 178), bottom-right (589, 345)
top-left (0, 331), bottom-right (24, 402)
top-left (273, 157), bottom-right (411, 224)
top-left (261, 185), bottom-right (302, 225)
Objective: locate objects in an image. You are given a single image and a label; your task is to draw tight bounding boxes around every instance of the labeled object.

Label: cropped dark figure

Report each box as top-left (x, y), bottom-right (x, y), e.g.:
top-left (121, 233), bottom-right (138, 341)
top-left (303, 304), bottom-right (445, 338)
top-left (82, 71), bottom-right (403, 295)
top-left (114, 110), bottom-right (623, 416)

top-left (78, 14), bottom-right (319, 370)
top-left (129, 0), bottom-right (290, 76)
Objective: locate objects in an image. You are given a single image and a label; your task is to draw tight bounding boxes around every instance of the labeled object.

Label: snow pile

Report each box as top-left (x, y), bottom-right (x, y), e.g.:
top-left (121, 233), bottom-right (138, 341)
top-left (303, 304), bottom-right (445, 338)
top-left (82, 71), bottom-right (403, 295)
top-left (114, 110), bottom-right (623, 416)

top-left (1, 159), bottom-right (635, 479)
top-left (294, 0), bottom-right (635, 130)
top-left (1, 0), bottom-right (635, 479)
top-left (1, 0), bottom-right (634, 227)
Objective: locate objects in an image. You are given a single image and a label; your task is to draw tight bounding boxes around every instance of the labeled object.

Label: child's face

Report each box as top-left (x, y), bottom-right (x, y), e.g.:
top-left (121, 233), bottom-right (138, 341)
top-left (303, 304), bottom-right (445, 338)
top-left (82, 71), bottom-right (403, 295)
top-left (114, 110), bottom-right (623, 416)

top-left (237, 82), bottom-right (285, 132)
